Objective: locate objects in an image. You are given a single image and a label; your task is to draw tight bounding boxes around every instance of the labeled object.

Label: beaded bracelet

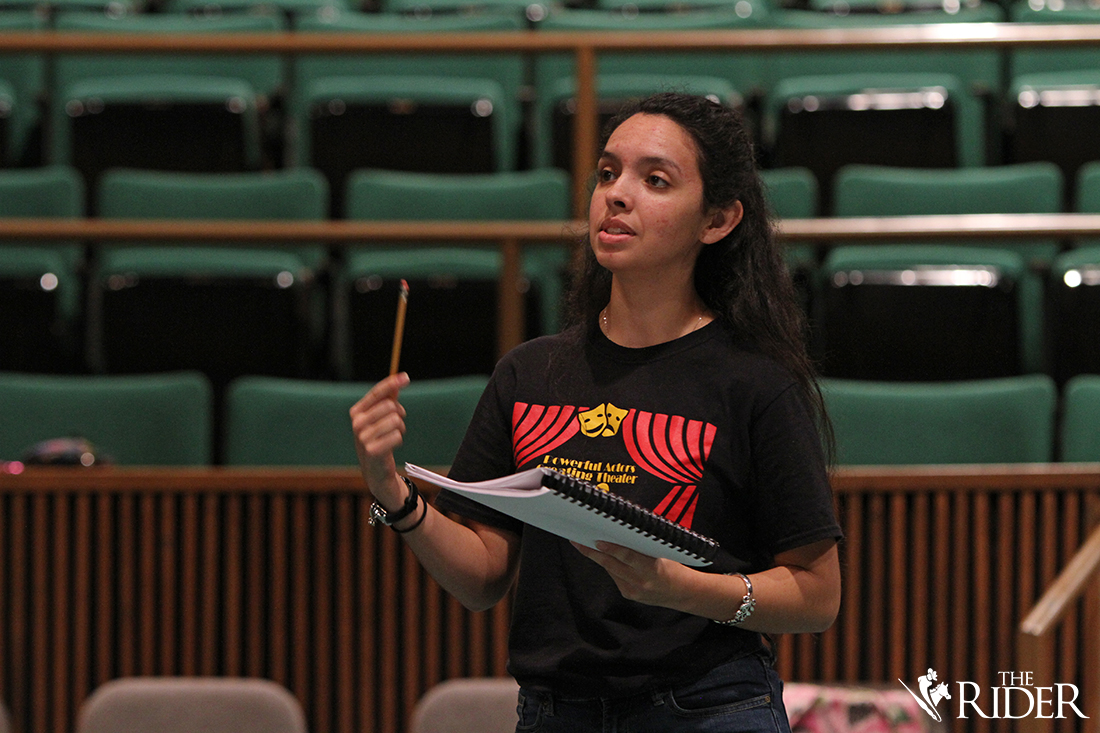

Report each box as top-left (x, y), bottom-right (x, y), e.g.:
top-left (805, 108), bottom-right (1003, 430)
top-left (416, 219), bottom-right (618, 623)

top-left (392, 493), bottom-right (428, 534)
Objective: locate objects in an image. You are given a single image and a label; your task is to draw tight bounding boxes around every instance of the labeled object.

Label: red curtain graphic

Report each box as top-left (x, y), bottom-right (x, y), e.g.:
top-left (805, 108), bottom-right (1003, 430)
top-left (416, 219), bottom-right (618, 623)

top-left (622, 410), bottom-right (716, 529)
top-left (512, 402), bottom-right (583, 468)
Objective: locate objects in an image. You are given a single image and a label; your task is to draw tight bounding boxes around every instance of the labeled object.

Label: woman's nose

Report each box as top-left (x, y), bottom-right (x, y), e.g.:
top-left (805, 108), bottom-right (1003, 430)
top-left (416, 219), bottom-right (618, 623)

top-left (604, 177), bottom-right (631, 210)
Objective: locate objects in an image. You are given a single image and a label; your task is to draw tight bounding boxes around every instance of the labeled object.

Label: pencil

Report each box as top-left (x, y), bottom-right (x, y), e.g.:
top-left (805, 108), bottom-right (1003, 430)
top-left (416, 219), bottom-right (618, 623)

top-left (389, 279), bottom-right (409, 376)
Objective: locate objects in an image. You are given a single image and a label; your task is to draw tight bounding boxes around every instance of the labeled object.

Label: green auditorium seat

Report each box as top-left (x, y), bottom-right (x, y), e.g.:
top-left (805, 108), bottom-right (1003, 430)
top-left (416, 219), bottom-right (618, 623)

top-left (760, 167), bottom-right (819, 318)
top-left (761, 6), bottom-right (1003, 211)
top-left (0, 371), bottom-right (213, 465)
top-left (0, 11), bottom-right (45, 166)
top-left (761, 167), bottom-right (819, 220)
top-left (1079, 161), bottom-right (1100, 196)
top-left (49, 12), bottom-right (284, 209)
top-left (594, 0), bottom-right (759, 9)
top-left (339, 168), bottom-right (571, 381)
top-left (818, 245), bottom-right (1043, 381)
top-left (1048, 246), bottom-right (1100, 384)
top-left (0, 166), bottom-right (85, 373)
top-left (529, 5), bottom-right (766, 175)
top-left (19, 0), bottom-right (145, 12)
top-left (90, 169), bottom-right (329, 397)
top-left (1075, 160), bottom-right (1100, 241)
top-left (290, 9), bottom-right (526, 217)
top-left (763, 7), bottom-right (1004, 97)
top-left (820, 162), bottom-right (1060, 380)
top-left (164, 0), bottom-right (351, 19)
top-left (833, 162), bottom-right (1064, 265)
top-left (223, 375), bottom-right (488, 467)
top-left (381, 0), bottom-right (540, 15)
top-left (1008, 3), bottom-right (1100, 207)
top-left (808, 0), bottom-right (983, 10)
top-left (822, 375), bottom-right (1057, 465)
top-left (1060, 374), bottom-right (1100, 462)
top-left (1009, 0), bottom-right (1100, 79)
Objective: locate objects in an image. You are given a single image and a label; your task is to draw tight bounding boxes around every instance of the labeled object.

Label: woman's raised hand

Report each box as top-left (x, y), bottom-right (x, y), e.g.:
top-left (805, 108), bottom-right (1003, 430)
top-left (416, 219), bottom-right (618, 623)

top-left (350, 372), bottom-right (411, 505)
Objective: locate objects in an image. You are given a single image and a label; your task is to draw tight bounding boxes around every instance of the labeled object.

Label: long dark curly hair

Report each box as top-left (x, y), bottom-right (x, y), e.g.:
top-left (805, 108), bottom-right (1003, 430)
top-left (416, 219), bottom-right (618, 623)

top-left (564, 92), bottom-right (832, 459)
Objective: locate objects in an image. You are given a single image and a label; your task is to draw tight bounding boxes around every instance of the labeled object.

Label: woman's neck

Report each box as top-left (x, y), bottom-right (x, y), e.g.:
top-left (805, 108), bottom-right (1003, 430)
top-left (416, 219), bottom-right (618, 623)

top-left (600, 280), bottom-right (712, 349)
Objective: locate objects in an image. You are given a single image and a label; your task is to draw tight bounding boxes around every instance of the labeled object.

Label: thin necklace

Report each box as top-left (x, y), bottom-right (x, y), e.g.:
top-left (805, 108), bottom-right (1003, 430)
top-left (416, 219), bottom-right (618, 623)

top-left (600, 308), bottom-right (706, 336)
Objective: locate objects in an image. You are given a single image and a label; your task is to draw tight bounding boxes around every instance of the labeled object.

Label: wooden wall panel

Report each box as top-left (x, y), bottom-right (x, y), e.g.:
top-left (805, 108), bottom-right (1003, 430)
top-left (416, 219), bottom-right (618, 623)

top-left (775, 475), bottom-right (1100, 733)
top-left (0, 468), bottom-right (1095, 733)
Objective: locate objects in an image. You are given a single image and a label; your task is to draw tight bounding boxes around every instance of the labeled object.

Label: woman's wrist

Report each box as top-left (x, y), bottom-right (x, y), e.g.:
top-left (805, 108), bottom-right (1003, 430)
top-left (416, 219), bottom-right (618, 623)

top-left (370, 472), bottom-right (411, 512)
top-left (369, 475), bottom-right (422, 529)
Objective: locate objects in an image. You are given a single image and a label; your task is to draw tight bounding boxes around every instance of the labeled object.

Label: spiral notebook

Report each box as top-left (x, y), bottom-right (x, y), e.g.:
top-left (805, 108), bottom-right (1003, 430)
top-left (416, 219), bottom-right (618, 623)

top-left (406, 463), bottom-right (745, 570)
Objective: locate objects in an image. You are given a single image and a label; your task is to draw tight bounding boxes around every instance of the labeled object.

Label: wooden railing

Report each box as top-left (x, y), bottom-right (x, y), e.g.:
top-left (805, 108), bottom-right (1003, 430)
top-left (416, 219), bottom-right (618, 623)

top-left (1017, 509), bottom-right (1100, 733)
top-left (0, 465), bottom-right (1097, 733)
top-left (2, 212), bottom-right (1099, 356)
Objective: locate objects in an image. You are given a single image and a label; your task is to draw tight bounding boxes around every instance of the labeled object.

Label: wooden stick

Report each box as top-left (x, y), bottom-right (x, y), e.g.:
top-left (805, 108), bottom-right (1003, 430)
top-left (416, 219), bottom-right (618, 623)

top-left (389, 279), bottom-right (409, 376)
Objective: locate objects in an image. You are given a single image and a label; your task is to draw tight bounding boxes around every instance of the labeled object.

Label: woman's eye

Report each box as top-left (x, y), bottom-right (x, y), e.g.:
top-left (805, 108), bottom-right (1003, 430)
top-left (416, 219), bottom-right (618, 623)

top-left (648, 175), bottom-right (669, 187)
top-left (598, 168), bottom-right (616, 182)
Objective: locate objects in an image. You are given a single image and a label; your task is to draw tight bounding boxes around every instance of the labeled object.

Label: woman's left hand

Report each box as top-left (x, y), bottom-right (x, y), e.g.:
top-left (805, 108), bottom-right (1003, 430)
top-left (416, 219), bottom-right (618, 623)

top-left (571, 540), bottom-right (697, 610)
top-left (575, 537), bottom-right (842, 633)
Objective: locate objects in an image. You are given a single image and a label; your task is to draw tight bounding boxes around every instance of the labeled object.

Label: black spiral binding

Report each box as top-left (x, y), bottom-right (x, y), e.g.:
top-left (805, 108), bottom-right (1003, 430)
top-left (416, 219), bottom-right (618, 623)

top-left (539, 468), bottom-right (721, 565)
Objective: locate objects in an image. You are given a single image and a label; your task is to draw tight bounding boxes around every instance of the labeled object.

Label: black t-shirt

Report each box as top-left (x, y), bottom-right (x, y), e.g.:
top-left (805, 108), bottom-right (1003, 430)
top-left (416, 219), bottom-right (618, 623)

top-left (435, 319), bottom-right (841, 697)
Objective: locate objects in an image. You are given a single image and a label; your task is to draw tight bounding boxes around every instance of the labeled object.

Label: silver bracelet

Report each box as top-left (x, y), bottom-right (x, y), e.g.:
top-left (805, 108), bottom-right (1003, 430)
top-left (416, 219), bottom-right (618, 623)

top-left (714, 572), bottom-right (756, 626)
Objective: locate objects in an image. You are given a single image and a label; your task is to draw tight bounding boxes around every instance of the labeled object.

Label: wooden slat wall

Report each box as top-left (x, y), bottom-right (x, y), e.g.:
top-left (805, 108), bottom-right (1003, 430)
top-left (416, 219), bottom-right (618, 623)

top-left (0, 474), bottom-right (511, 733)
top-left (0, 468), bottom-right (1096, 733)
top-left (776, 472), bottom-right (1100, 733)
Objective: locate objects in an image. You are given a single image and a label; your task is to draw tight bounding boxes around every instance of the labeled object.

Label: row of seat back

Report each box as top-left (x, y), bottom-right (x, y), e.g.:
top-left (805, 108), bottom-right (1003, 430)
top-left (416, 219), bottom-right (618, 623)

top-left (0, 165), bottom-right (571, 384)
top-left (1, 371), bottom-right (1098, 465)
top-left (33, 675), bottom-right (945, 733)
top-left (0, 371), bottom-right (488, 466)
top-left (2, 2), bottom-right (1098, 204)
top-left (7, 162), bottom-right (1100, 387)
top-left (0, 0), bottom-right (1052, 16)
top-left (411, 678), bottom-right (946, 733)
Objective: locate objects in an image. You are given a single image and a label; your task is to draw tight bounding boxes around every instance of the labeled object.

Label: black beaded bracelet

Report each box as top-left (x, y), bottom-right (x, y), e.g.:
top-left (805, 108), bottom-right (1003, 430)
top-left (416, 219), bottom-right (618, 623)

top-left (368, 476), bottom-right (421, 528)
top-left (392, 496), bottom-right (428, 534)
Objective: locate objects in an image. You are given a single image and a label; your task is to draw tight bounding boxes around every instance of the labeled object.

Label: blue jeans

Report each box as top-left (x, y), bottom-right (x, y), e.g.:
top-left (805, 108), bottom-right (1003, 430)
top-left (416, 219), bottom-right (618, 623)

top-left (515, 649), bottom-right (792, 733)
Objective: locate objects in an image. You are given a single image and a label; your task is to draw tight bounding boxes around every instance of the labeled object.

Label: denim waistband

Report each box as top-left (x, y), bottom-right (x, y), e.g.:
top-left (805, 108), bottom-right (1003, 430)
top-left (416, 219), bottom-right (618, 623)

top-left (520, 646), bottom-right (777, 709)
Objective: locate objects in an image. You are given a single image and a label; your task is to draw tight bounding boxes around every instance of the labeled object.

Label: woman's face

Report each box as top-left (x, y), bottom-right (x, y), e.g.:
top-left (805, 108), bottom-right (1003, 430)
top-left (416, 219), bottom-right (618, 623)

top-left (589, 113), bottom-right (733, 280)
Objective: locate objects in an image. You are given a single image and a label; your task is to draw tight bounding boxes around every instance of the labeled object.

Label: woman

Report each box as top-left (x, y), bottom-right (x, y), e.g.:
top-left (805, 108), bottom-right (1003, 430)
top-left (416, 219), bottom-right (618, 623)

top-left (351, 92), bottom-right (842, 733)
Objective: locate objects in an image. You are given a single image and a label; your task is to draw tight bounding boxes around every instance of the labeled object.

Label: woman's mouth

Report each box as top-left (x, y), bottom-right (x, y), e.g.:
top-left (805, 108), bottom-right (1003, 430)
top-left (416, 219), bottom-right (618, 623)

top-left (597, 220), bottom-right (635, 244)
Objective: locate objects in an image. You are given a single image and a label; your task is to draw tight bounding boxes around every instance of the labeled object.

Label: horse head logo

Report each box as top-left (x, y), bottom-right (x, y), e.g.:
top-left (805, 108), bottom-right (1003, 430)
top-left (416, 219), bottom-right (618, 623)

top-left (900, 668), bottom-right (952, 723)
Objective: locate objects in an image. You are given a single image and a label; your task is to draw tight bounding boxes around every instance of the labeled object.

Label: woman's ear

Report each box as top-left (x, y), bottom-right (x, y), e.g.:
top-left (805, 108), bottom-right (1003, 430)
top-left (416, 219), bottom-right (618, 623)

top-left (700, 201), bottom-right (744, 245)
